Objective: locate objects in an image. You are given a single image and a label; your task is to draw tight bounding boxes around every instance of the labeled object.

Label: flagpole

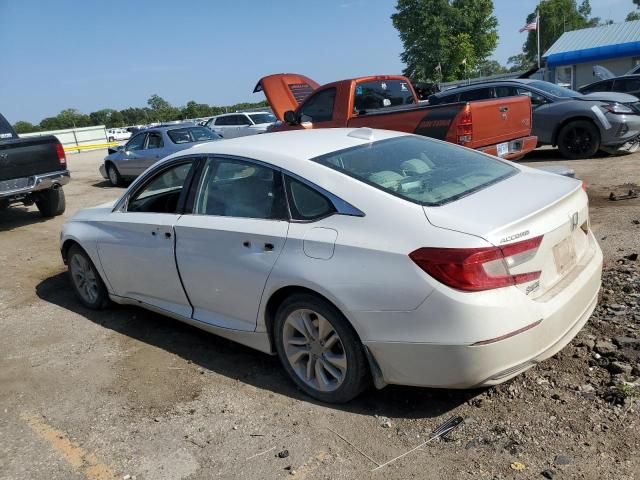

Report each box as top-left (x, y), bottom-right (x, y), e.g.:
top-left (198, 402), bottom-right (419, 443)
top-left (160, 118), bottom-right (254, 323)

top-left (537, 13), bottom-right (541, 69)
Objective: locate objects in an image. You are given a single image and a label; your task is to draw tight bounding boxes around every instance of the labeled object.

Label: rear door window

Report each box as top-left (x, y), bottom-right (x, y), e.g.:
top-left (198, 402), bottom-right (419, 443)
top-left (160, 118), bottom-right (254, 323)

top-left (146, 132), bottom-right (164, 149)
top-left (494, 86), bottom-right (518, 98)
top-left (126, 133), bottom-right (147, 151)
top-left (458, 88), bottom-right (494, 102)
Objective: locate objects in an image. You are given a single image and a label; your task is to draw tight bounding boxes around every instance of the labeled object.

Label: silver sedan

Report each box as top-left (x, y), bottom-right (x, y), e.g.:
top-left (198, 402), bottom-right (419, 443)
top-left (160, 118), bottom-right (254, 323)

top-left (99, 124), bottom-right (221, 186)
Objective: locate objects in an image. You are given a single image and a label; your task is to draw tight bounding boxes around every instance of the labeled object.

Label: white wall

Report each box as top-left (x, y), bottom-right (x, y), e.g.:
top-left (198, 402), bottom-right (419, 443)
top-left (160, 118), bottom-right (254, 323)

top-left (549, 56), bottom-right (639, 89)
top-left (20, 125), bottom-right (108, 153)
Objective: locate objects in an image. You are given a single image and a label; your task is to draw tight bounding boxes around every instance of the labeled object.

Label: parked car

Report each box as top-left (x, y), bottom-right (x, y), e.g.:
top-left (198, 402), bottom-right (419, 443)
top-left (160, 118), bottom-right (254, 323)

top-left (61, 128), bottom-right (602, 403)
top-left (428, 79), bottom-right (640, 159)
top-left (0, 112), bottom-right (69, 217)
top-left (106, 128), bottom-right (131, 142)
top-left (99, 124), bottom-right (220, 186)
top-left (205, 112), bottom-right (277, 139)
top-left (256, 73), bottom-right (537, 160)
top-left (578, 73), bottom-right (640, 99)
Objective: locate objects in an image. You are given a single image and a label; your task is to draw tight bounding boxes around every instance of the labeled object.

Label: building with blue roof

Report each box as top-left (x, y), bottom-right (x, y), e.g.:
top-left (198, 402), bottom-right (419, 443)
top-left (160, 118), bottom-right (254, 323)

top-left (542, 20), bottom-right (640, 89)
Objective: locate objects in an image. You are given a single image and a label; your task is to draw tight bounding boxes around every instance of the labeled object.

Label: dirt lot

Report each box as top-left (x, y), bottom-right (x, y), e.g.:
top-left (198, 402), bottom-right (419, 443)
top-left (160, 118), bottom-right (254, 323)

top-left (1, 148), bottom-right (639, 480)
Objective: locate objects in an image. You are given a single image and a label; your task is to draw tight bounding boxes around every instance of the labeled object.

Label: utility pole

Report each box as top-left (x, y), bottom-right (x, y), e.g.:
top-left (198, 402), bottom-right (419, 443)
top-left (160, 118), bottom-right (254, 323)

top-left (537, 12), bottom-right (541, 69)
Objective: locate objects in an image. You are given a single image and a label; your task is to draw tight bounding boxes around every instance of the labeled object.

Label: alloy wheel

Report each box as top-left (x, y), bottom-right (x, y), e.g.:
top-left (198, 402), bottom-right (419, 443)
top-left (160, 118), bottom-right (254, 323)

top-left (69, 253), bottom-right (99, 304)
top-left (282, 309), bottom-right (347, 392)
top-left (565, 127), bottom-right (593, 155)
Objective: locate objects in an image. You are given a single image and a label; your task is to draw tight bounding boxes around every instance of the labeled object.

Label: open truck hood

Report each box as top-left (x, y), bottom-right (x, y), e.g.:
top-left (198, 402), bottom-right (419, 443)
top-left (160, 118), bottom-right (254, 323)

top-left (253, 73), bottom-right (320, 121)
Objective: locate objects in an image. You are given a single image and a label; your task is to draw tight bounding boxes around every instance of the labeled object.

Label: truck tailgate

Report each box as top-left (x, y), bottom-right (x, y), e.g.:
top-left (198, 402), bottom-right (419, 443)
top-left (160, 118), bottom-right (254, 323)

top-left (463, 96), bottom-right (532, 150)
top-left (0, 136), bottom-right (62, 182)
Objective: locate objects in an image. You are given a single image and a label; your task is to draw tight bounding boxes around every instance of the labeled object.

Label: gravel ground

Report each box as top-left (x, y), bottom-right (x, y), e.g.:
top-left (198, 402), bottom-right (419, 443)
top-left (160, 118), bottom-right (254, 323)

top-left (0, 147), bottom-right (639, 480)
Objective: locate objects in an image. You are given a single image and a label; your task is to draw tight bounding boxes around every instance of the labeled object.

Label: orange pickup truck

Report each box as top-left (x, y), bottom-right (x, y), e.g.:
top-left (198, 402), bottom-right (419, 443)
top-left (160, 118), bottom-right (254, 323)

top-left (255, 74), bottom-right (537, 159)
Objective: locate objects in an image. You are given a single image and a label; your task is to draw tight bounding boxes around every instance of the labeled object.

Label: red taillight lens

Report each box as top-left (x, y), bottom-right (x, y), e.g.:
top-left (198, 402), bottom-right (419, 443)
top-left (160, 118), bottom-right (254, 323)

top-left (457, 106), bottom-right (473, 143)
top-left (409, 236), bottom-right (543, 291)
top-left (581, 179), bottom-right (587, 191)
top-left (55, 142), bottom-right (66, 167)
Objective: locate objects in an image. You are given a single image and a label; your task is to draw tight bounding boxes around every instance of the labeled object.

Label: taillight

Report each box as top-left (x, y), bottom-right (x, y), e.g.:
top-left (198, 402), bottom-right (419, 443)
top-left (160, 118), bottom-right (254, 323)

top-left (55, 142), bottom-right (67, 167)
top-left (409, 236), bottom-right (543, 291)
top-left (581, 179), bottom-right (587, 191)
top-left (457, 106), bottom-right (473, 144)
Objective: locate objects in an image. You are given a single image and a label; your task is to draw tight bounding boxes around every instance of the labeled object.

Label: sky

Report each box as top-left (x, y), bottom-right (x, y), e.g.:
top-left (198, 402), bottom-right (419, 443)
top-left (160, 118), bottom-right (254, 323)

top-left (0, 0), bottom-right (633, 123)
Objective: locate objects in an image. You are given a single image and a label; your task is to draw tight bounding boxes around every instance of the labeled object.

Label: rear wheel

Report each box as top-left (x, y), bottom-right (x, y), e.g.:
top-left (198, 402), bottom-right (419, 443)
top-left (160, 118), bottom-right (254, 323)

top-left (274, 294), bottom-right (369, 403)
top-left (36, 188), bottom-right (65, 217)
top-left (106, 163), bottom-right (123, 187)
top-left (68, 244), bottom-right (109, 309)
top-left (557, 120), bottom-right (600, 159)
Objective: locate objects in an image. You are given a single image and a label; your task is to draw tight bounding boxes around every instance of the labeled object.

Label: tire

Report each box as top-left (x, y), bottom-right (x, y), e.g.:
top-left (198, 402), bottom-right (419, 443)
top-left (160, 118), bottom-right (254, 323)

top-left (106, 163), bottom-right (123, 187)
top-left (67, 244), bottom-right (110, 309)
top-left (274, 294), bottom-right (369, 403)
top-left (557, 120), bottom-right (601, 160)
top-left (35, 188), bottom-right (66, 217)
top-left (108, 136), bottom-right (115, 142)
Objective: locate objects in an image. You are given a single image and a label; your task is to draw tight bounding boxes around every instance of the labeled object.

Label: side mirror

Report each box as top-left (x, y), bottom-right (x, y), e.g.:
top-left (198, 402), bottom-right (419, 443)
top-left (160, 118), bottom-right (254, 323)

top-left (283, 110), bottom-right (297, 125)
top-left (117, 145), bottom-right (125, 152)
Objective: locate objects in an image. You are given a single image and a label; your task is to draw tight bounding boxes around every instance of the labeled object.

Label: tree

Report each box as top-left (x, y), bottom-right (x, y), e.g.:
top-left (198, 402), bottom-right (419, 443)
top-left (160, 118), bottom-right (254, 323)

top-left (13, 121), bottom-right (40, 134)
top-left (521, 0), bottom-right (599, 65)
top-left (476, 59), bottom-right (508, 76)
top-left (627, 11), bottom-right (640, 21)
top-left (391, 0), bottom-right (498, 82)
top-left (146, 94), bottom-right (180, 122)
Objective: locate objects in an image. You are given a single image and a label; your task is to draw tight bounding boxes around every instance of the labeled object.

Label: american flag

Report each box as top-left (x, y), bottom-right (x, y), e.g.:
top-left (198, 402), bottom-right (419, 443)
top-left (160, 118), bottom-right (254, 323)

top-left (519, 17), bottom-right (538, 32)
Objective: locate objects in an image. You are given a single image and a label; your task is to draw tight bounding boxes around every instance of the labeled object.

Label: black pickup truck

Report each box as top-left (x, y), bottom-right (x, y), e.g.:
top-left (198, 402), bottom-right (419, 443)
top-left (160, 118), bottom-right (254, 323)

top-left (0, 113), bottom-right (69, 217)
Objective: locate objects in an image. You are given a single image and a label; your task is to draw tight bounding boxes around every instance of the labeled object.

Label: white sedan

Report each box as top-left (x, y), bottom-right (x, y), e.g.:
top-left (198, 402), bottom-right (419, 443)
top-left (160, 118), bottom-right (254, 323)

top-left (60, 128), bottom-right (602, 403)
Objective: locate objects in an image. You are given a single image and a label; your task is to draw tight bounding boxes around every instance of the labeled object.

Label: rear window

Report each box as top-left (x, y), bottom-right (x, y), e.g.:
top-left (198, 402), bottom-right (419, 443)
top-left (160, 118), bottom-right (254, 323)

top-left (168, 127), bottom-right (218, 144)
top-left (313, 136), bottom-right (517, 206)
top-left (354, 80), bottom-right (415, 113)
top-left (249, 113), bottom-right (276, 124)
top-left (0, 114), bottom-right (16, 139)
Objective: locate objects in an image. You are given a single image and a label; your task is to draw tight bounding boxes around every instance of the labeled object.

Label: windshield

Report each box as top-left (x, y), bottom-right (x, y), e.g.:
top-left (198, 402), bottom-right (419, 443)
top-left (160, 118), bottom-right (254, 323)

top-left (168, 126), bottom-right (219, 144)
top-left (313, 136), bottom-right (517, 206)
top-left (529, 81), bottom-right (580, 98)
top-left (249, 113), bottom-right (276, 124)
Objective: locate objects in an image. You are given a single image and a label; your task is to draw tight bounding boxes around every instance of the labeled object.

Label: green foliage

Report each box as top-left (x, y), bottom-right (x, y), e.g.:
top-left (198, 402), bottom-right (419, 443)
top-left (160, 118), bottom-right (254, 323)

top-left (12, 96), bottom-right (270, 133)
top-left (476, 59), bottom-right (509, 76)
top-left (627, 11), bottom-right (640, 21)
top-left (521, 0), bottom-right (599, 65)
top-left (392, 0), bottom-right (498, 82)
top-left (616, 382), bottom-right (639, 399)
top-left (13, 121), bottom-right (41, 134)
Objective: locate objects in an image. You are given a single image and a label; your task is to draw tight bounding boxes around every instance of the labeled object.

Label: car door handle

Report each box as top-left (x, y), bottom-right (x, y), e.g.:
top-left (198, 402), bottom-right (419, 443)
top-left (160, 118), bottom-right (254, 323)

top-left (165, 232), bottom-right (171, 239)
top-left (243, 241), bottom-right (251, 248)
top-left (499, 106), bottom-right (509, 112)
top-left (264, 243), bottom-right (274, 251)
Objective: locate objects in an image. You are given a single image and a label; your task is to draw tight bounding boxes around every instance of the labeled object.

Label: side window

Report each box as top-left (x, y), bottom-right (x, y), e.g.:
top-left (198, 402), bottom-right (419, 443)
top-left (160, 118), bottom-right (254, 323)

top-left (237, 115), bottom-right (252, 126)
top-left (494, 86), bottom-right (518, 98)
top-left (215, 116), bottom-right (228, 126)
top-left (516, 88), bottom-right (547, 106)
top-left (126, 133), bottom-right (146, 151)
top-left (146, 132), bottom-right (164, 149)
top-left (458, 88), bottom-right (494, 102)
top-left (127, 161), bottom-right (194, 213)
top-left (285, 177), bottom-right (335, 221)
top-left (299, 88), bottom-right (336, 123)
top-left (193, 158), bottom-right (286, 220)
top-left (614, 78), bottom-right (640, 92)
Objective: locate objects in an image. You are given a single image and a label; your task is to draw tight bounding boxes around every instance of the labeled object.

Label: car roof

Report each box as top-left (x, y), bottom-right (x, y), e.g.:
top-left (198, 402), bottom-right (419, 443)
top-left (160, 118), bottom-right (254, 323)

top-left (161, 128), bottom-right (407, 172)
top-left (141, 123), bottom-right (201, 133)
top-left (213, 111), bottom-right (272, 118)
top-left (433, 79), bottom-right (535, 96)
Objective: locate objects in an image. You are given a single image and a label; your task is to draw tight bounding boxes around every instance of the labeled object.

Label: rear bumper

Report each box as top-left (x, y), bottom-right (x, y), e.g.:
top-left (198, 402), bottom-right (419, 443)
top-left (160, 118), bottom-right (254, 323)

top-left (363, 234), bottom-right (603, 388)
top-left (0, 170), bottom-right (70, 199)
top-left (477, 135), bottom-right (538, 160)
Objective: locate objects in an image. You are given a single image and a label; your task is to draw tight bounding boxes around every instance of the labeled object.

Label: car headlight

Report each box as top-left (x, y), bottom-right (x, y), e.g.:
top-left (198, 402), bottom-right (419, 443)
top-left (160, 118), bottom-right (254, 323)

top-left (601, 103), bottom-right (635, 114)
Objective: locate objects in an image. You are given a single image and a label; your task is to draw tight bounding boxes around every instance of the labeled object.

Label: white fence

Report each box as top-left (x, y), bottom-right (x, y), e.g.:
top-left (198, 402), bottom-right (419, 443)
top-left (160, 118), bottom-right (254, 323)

top-left (20, 125), bottom-right (108, 153)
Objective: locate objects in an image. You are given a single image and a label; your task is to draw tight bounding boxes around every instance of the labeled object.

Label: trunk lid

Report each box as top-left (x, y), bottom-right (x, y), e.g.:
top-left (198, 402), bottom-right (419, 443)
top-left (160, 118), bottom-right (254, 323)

top-left (254, 73), bottom-right (320, 121)
top-left (423, 167), bottom-right (592, 298)
top-left (0, 136), bottom-right (63, 182)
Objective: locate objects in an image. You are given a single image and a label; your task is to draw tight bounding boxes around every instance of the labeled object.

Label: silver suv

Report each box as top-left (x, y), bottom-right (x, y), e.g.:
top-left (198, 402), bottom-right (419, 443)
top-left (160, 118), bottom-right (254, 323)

top-left (205, 111), bottom-right (276, 139)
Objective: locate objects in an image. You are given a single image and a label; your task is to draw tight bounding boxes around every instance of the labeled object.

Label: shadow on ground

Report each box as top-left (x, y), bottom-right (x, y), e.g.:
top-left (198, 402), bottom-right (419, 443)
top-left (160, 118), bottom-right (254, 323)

top-left (522, 148), bottom-right (609, 163)
top-left (0, 207), bottom-right (49, 232)
top-left (36, 272), bottom-right (479, 419)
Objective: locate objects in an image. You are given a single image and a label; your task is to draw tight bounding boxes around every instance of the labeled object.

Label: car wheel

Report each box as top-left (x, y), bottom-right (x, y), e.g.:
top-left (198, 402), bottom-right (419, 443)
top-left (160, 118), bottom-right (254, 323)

top-left (106, 163), bottom-right (123, 187)
top-left (67, 244), bottom-right (109, 309)
top-left (557, 120), bottom-right (601, 159)
top-left (274, 294), bottom-right (369, 403)
top-left (108, 136), bottom-right (115, 142)
top-left (35, 187), bottom-right (66, 217)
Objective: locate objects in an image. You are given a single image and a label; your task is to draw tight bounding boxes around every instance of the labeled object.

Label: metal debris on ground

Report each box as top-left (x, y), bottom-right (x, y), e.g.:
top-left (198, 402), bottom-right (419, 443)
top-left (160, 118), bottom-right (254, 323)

top-left (370, 416), bottom-right (464, 472)
top-left (609, 190), bottom-right (639, 201)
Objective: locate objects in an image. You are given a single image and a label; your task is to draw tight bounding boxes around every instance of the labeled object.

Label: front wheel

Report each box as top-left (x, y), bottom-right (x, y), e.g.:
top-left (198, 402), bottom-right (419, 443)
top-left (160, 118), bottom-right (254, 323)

top-left (68, 244), bottom-right (109, 309)
top-left (36, 188), bottom-right (66, 217)
top-left (106, 163), bottom-right (123, 187)
top-left (274, 294), bottom-right (369, 403)
top-left (557, 120), bottom-right (601, 159)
